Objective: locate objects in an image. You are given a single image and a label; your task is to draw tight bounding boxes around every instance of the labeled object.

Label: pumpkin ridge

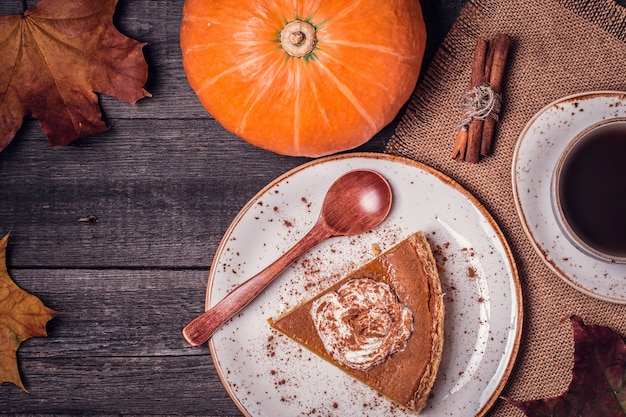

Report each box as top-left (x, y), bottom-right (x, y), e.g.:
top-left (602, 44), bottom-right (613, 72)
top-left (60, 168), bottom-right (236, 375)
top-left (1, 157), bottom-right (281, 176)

top-left (292, 0), bottom-right (323, 23)
top-left (238, 57), bottom-right (288, 133)
top-left (310, 79), bottom-right (331, 128)
top-left (318, 0), bottom-right (361, 27)
top-left (195, 48), bottom-right (278, 95)
top-left (293, 62), bottom-right (302, 152)
top-left (184, 40), bottom-right (271, 56)
top-left (315, 50), bottom-right (390, 94)
top-left (321, 40), bottom-right (421, 63)
top-left (315, 60), bottom-right (377, 131)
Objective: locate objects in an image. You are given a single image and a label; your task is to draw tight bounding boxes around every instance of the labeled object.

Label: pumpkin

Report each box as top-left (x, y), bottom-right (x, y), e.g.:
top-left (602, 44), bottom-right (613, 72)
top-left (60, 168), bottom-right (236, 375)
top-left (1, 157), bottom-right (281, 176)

top-left (180, 0), bottom-right (426, 157)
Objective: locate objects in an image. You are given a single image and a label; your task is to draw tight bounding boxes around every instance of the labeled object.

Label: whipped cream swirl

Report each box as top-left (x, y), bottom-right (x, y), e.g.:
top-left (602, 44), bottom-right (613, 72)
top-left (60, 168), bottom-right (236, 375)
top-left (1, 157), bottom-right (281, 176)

top-left (310, 277), bottom-right (413, 371)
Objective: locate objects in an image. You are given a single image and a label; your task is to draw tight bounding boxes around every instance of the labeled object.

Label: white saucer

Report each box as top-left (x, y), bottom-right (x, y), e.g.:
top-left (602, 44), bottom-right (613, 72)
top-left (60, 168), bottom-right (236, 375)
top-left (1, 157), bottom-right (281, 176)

top-left (512, 91), bottom-right (626, 304)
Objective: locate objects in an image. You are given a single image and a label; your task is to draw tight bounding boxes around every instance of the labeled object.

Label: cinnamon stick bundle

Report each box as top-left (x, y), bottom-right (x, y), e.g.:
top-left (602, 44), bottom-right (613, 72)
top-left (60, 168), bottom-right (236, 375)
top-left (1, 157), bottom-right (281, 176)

top-left (451, 33), bottom-right (510, 163)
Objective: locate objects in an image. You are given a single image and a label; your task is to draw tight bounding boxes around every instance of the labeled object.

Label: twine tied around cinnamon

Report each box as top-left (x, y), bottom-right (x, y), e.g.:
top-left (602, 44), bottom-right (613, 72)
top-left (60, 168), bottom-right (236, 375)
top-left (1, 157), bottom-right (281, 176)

top-left (459, 84), bottom-right (502, 130)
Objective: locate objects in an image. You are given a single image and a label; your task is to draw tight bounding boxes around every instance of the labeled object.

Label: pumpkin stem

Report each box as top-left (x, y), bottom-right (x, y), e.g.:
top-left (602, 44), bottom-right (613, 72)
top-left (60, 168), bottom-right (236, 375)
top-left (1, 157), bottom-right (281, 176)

top-left (280, 20), bottom-right (316, 57)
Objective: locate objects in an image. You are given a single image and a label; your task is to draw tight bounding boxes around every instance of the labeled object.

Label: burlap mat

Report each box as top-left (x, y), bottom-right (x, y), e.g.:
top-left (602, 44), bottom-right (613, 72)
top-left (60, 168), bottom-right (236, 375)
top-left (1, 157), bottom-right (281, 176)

top-left (386, 0), bottom-right (626, 415)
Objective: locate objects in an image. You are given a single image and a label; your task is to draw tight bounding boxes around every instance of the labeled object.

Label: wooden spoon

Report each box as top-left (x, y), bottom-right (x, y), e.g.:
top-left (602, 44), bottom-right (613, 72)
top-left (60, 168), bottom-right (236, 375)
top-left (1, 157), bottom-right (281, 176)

top-left (182, 169), bottom-right (393, 346)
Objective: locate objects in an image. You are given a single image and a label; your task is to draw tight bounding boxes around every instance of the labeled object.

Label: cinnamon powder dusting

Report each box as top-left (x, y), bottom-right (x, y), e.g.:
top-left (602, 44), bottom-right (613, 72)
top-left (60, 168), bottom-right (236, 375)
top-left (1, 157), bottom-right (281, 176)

top-left (468, 266), bottom-right (477, 278)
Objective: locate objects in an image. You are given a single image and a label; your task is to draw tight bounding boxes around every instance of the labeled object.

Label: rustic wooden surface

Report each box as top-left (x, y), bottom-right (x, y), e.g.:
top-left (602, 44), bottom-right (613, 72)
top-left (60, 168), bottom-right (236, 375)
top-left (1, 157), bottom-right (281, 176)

top-left (0, 0), bottom-right (467, 415)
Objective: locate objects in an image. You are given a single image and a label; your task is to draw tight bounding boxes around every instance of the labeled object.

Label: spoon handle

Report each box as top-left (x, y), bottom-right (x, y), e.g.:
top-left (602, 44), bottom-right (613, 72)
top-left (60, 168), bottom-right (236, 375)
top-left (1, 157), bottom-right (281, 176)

top-left (182, 221), bottom-right (332, 346)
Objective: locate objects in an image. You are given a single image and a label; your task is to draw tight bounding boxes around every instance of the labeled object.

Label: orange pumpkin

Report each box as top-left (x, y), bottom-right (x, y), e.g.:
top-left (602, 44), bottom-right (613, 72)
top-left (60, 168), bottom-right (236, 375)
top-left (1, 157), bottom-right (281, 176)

top-left (180, 0), bottom-right (426, 157)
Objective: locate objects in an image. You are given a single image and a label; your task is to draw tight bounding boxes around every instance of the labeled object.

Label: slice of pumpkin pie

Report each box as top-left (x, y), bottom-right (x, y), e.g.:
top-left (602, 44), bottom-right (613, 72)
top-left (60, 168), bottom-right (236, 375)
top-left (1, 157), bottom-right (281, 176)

top-left (269, 231), bottom-right (444, 413)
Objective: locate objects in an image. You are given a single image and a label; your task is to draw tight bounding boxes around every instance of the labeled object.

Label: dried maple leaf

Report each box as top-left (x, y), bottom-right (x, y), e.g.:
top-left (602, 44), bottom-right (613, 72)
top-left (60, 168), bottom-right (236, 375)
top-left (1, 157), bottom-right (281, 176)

top-left (506, 315), bottom-right (626, 417)
top-left (0, 0), bottom-right (150, 151)
top-left (0, 233), bottom-right (57, 391)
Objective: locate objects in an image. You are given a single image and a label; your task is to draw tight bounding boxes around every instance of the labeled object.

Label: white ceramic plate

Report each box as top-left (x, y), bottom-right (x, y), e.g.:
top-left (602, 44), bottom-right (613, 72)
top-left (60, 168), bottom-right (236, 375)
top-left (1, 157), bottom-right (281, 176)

top-left (207, 153), bottom-right (522, 417)
top-left (512, 91), bottom-right (626, 304)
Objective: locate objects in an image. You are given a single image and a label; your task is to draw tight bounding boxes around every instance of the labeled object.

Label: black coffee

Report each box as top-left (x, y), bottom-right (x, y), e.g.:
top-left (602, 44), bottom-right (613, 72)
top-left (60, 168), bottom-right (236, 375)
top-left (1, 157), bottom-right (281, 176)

top-left (558, 122), bottom-right (626, 259)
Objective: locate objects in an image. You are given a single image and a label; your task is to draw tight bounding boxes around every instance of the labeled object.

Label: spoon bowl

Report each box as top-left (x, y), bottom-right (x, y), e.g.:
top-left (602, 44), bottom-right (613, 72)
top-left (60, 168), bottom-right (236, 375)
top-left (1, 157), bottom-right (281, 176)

top-left (182, 169), bottom-right (392, 346)
top-left (321, 170), bottom-right (392, 235)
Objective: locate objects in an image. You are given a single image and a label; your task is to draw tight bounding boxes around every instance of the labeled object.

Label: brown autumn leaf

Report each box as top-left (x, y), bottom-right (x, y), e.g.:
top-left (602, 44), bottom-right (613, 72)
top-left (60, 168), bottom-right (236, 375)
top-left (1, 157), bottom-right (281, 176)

top-left (0, 0), bottom-right (150, 152)
top-left (506, 315), bottom-right (626, 417)
top-left (0, 233), bottom-right (57, 391)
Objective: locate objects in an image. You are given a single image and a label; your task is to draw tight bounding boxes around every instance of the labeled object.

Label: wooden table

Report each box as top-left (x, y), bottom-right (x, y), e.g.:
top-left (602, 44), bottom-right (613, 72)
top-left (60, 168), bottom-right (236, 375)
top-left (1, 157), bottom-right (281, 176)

top-left (0, 0), bottom-right (467, 414)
